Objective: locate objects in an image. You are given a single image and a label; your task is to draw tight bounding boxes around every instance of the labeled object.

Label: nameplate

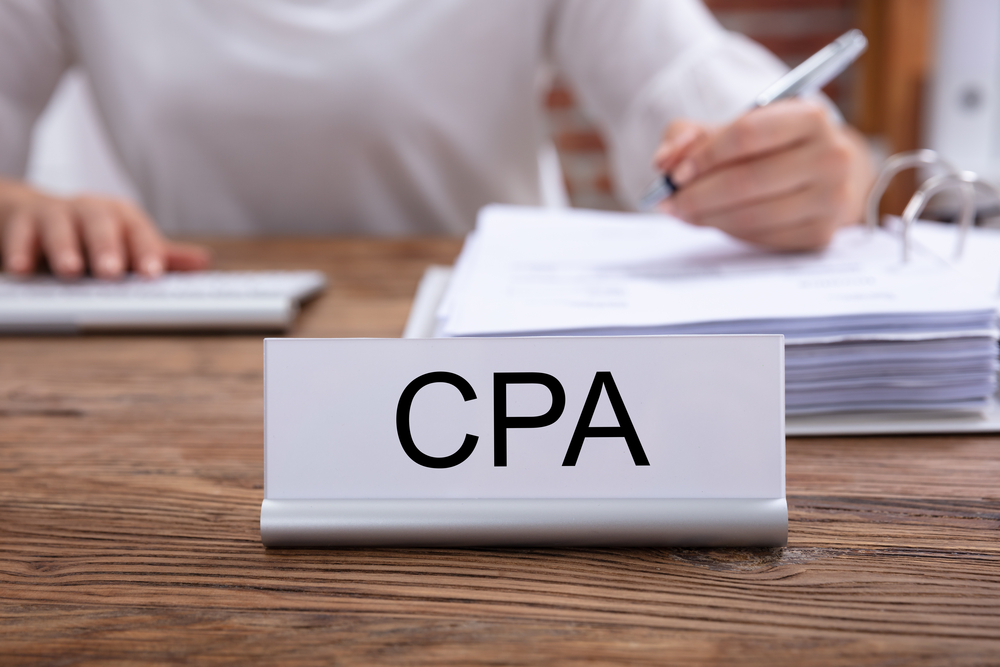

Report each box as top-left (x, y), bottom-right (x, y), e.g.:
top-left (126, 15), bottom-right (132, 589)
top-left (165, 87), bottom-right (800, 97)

top-left (261, 336), bottom-right (786, 547)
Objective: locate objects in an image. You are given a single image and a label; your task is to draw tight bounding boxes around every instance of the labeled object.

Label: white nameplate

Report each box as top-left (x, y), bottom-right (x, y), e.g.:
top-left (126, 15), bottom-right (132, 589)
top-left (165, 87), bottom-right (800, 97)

top-left (261, 336), bottom-right (786, 547)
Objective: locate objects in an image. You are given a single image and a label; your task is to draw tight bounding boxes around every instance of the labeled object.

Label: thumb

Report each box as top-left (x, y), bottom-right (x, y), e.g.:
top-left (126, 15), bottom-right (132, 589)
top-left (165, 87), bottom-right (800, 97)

top-left (165, 241), bottom-right (211, 272)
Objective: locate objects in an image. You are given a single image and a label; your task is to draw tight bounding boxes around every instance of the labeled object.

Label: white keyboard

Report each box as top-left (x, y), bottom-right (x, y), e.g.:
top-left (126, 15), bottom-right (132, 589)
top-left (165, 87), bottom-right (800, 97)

top-left (0, 270), bottom-right (327, 332)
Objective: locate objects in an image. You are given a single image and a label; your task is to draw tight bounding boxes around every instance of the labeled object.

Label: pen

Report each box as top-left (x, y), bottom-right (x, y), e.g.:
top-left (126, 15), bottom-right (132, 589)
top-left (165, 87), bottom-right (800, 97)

top-left (639, 28), bottom-right (869, 211)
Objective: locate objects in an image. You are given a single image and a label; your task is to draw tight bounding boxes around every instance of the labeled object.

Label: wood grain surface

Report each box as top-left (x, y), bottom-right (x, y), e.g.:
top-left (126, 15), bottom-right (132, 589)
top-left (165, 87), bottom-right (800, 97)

top-left (1, 238), bottom-right (999, 666)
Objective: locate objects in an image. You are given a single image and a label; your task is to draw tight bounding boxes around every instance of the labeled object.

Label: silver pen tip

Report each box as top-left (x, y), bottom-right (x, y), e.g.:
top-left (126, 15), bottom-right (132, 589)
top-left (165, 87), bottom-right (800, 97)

top-left (639, 177), bottom-right (675, 212)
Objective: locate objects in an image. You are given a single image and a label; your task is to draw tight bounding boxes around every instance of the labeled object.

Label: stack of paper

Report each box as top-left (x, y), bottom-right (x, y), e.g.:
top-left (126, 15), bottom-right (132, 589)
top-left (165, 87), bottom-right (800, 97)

top-left (435, 206), bottom-right (999, 415)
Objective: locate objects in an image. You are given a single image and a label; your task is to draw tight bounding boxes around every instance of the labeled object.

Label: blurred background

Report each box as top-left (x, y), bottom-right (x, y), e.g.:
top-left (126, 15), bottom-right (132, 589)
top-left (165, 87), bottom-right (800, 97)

top-left (26, 0), bottom-right (999, 225)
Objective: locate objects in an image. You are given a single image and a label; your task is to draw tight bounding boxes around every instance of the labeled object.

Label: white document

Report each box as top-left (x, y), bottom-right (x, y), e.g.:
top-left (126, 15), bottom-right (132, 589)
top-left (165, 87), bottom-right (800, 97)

top-left (908, 219), bottom-right (1000, 295)
top-left (262, 336), bottom-right (786, 547)
top-left (440, 206), bottom-right (996, 338)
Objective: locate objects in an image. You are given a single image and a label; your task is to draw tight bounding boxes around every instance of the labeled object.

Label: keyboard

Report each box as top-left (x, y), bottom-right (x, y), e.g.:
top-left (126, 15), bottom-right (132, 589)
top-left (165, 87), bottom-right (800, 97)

top-left (0, 270), bottom-right (327, 332)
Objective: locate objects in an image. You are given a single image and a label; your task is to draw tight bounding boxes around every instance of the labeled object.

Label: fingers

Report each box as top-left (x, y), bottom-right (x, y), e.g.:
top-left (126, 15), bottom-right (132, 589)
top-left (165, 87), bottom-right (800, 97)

top-left (0, 186), bottom-right (206, 279)
top-left (118, 203), bottom-right (167, 277)
top-left (664, 137), bottom-right (834, 221)
top-left (748, 217), bottom-right (837, 251)
top-left (166, 242), bottom-right (212, 272)
top-left (2, 210), bottom-right (39, 275)
top-left (38, 205), bottom-right (84, 277)
top-left (116, 201), bottom-right (211, 276)
top-left (680, 184), bottom-right (843, 251)
top-left (653, 120), bottom-right (709, 174)
top-left (77, 198), bottom-right (126, 279)
top-left (670, 99), bottom-right (829, 188)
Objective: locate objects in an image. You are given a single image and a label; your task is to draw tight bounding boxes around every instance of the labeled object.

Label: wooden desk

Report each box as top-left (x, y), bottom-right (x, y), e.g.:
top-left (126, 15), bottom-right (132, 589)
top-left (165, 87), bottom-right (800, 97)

top-left (1, 238), bottom-right (998, 665)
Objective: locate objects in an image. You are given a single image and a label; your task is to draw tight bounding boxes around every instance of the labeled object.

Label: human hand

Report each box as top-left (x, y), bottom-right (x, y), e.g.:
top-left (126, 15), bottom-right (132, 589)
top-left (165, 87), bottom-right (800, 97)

top-left (0, 180), bottom-right (210, 278)
top-left (652, 99), bottom-right (875, 251)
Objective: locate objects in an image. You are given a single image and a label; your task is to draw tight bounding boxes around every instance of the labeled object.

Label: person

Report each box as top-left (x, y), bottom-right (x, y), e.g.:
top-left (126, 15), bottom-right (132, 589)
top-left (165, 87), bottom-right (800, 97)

top-left (0, 0), bottom-right (874, 280)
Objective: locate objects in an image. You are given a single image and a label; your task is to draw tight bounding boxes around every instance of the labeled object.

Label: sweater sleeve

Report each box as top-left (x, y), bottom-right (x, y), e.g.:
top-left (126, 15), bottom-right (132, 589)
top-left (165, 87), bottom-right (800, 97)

top-left (548, 0), bottom-right (789, 208)
top-left (0, 0), bottom-right (72, 177)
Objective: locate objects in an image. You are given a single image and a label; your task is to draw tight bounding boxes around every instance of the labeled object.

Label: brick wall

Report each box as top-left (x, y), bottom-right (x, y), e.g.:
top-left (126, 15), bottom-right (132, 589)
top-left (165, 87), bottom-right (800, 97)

top-left (546, 0), bottom-right (860, 210)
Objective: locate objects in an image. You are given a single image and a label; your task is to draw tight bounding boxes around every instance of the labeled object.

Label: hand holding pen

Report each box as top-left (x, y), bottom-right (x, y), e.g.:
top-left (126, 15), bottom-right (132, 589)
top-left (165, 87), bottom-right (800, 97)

top-left (644, 30), bottom-right (876, 251)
